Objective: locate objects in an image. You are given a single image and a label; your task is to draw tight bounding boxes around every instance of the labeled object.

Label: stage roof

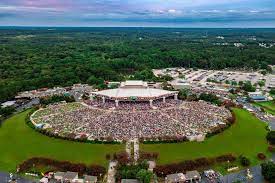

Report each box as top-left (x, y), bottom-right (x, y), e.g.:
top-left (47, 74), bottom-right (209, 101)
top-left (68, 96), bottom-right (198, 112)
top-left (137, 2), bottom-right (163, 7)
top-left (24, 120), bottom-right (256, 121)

top-left (92, 81), bottom-right (177, 100)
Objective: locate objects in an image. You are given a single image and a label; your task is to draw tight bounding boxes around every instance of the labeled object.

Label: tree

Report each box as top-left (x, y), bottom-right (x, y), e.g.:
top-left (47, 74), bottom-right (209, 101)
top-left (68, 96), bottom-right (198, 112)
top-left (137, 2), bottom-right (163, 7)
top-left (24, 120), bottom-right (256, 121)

top-left (261, 162), bottom-right (275, 182)
top-left (231, 81), bottom-right (237, 86)
top-left (132, 69), bottom-right (156, 81)
top-left (178, 89), bottom-right (190, 100)
top-left (199, 93), bottom-right (222, 105)
top-left (136, 169), bottom-right (153, 183)
top-left (266, 131), bottom-right (275, 145)
top-left (228, 94), bottom-right (237, 101)
top-left (242, 81), bottom-right (256, 92)
top-left (40, 95), bottom-right (75, 105)
top-left (238, 81), bottom-right (244, 86)
top-left (270, 89), bottom-right (275, 95)
top-left (258, 80), bottom-right (265, 88)
top-left (187, 94), bottom-right (198, 101)
top-left (87, 76), bottom-right (104, 86)
top-left (160, 75), bottom-right (174, 82)
top-left (261, 70), bottom-right (267, 75)
top-left (0, 106), bottom-right (16, 117)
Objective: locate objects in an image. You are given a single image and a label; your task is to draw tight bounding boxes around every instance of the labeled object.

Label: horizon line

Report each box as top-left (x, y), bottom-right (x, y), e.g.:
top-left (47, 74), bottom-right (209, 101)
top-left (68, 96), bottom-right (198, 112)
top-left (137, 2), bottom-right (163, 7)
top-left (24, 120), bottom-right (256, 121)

top-left (0, 25), bottom-right (275, 29)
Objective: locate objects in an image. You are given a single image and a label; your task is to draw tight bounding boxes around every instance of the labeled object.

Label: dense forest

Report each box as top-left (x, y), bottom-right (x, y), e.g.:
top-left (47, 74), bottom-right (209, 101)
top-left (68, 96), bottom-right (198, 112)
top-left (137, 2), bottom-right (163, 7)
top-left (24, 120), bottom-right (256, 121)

top-left (1, 27), bottom-right (275, 102)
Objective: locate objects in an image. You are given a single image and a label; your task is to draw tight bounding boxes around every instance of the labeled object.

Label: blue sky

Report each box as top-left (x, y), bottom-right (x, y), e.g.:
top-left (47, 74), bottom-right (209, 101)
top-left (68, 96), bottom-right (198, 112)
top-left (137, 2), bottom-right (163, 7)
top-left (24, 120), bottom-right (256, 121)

top-left (0, 0), bottom-right (275, 27)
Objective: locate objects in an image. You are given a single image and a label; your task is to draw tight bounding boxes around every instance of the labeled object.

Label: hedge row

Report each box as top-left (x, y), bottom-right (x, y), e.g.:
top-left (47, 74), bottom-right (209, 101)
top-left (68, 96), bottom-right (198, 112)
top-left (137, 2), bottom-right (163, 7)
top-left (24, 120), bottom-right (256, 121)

top-left (154, 154), bottom-right (236, 177)
top-left (18, 157), bottom-right (106, 177)
top-left (139, 151), bottom-right (159, 161)
top-left (141, 136), bottom-right (187, 144)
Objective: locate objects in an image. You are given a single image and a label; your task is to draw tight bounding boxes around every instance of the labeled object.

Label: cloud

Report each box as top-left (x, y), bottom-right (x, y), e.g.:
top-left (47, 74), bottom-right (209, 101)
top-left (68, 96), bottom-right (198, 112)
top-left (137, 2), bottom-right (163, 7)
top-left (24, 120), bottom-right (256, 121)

top-left (0, 0), bottom-right (274, 27)
top-left (0, 5), bottom-right (63, 12)
top-left (0, 12), bottom-right (16, 19)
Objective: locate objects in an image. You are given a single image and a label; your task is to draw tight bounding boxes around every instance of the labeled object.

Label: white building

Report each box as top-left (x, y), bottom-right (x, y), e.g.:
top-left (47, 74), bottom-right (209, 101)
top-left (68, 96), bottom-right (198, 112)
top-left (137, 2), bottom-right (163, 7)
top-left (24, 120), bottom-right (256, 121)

top-left (91, 80), bottom-right (178, 107)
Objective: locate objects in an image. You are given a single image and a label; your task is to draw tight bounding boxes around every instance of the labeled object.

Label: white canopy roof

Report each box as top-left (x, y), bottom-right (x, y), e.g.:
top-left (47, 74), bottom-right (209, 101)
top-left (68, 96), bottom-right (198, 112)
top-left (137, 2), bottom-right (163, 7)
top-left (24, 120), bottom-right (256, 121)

top-left (92, 81), bottom-right (177, 100)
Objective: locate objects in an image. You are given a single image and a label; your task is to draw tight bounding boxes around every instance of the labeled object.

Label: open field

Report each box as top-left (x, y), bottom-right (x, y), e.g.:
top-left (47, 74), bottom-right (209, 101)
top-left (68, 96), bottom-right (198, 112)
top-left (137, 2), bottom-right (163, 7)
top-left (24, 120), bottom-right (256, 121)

top-left (141, 108), bottom-right (271, 166)
top-left (253, 101), bottom-right (275, 115)
top-left (0, 110), bottom-right (123, 172)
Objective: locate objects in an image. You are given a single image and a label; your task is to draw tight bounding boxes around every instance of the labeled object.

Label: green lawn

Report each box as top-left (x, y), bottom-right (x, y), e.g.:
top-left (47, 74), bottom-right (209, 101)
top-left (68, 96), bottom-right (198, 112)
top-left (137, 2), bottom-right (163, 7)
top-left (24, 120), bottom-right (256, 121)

top-left (253, 101), bottom-right (275, 115)
top-left (141, 109), bottom-right (271, 166)
top-left (0, 110), bottom-right (123, 172)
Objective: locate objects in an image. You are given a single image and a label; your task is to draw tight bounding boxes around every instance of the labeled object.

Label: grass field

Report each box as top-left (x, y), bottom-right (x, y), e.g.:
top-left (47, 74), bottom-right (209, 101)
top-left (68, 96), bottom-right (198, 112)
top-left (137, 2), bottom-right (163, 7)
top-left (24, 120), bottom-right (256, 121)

top-left (141, 108), bottom-right (271, 166)
top-left (253, 101), bottom-right (275, 115)
top-left (0, 108), bottom-right (271, 173)
top-left (0, 110), bottom-right (123, 172)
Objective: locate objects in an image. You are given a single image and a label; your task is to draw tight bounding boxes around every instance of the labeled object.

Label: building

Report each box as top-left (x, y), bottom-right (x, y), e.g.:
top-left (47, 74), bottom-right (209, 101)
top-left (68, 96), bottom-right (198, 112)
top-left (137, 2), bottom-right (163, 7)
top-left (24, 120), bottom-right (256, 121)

top-left (185, 171), bottom-right (201, 182)
top-left (39, 177), bottom-right (49, 183)
top-left (267, 76), bottom-right (275, 89)
top-left (91, 80), bottom-right (178, 107)
top-left (83, 175), bottom-right (97, 183)
top-left (170, 79), bottom-right (191, 90)
top-left (248, 92), bottom-right (267, 101)
top-left (1, 100), bottom-right (16, 108)
top-left (165, 173), bottom-right (186, 183)
top-left (54, 171), bottom-right (79, 183)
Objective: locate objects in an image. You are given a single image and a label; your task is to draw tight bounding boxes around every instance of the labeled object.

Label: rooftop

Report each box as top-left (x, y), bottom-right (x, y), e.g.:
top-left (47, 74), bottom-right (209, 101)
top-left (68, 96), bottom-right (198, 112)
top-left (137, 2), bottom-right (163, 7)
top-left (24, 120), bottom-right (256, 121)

top-left (63, 171), bottom-right (78, 180)
top-left (185, 170), bottom-right (201, 180)
top-left (84, 175), bottom-right (97, 182)
top-left (166, 173), bottom-right (186, 182)
top-left (92, 80), bottom-right (178, 100)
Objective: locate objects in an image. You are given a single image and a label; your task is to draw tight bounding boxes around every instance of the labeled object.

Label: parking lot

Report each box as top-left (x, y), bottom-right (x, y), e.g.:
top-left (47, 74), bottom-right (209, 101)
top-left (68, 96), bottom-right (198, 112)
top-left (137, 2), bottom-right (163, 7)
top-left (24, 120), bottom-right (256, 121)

top-left (153, 68), bottom-right (272, 90)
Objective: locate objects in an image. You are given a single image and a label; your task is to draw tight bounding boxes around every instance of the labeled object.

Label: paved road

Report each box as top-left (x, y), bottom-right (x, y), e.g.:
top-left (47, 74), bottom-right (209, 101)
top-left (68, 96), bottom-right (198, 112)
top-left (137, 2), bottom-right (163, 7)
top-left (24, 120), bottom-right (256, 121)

top-left (240, 101), bottom-right (275, 130)
top-left (0, 172), bottom-right (37, 183)
top-left (222, 166), bottom-right (264, 183)
top-left (268, 117), bottom-right (275, 130)
top-left (16, 98), bottom-right (40, 112)
top-left (222, 153), bottom-right (275, 183)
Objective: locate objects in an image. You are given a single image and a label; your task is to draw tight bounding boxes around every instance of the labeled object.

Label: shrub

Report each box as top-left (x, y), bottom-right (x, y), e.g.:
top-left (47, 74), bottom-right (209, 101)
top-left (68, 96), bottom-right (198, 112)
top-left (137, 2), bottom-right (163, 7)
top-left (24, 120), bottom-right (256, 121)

top-left (216, 154), bottom-right (236, 163)
top-left (227, 112), bottom-right (236, 124)
top-left (113, 151), bottom-right (131, 165)
top-left (115, 161), bottom-right (149, 181)
top-left (136, 169), bottom-right (153, 183)
top-left (239, 155), bottom-right (250, 166)
top-left (266, 131), bottom-right (275, 145)
top-left (268, 145), bottom-right (275, 152)
top-left (106, 154), bottom-right (111, 160)
top-left (257, 153), bottom-right (266, 160)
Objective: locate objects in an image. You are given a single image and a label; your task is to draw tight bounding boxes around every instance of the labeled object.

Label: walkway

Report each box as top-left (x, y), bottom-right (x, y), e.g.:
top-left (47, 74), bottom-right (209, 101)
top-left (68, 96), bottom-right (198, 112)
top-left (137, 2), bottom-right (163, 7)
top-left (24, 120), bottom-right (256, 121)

top-left (133, 138), bottom-right (139, 164)
top-left (125, 140), bottom-right (132, 158)
top-left (107, 161), bottom-right (118, 183)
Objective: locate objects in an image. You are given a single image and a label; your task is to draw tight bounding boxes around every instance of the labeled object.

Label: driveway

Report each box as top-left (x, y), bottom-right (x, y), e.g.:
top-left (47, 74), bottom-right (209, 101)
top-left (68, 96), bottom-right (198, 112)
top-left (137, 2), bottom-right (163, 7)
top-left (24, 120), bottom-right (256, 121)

top-left (0, 172), bottom-right (37, 183)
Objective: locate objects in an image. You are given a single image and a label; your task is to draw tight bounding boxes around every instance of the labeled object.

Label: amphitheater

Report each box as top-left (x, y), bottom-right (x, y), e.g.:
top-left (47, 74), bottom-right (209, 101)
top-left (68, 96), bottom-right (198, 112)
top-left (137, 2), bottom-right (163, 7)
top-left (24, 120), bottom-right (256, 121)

top-left (30, 81), bottom-right (232, 141)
